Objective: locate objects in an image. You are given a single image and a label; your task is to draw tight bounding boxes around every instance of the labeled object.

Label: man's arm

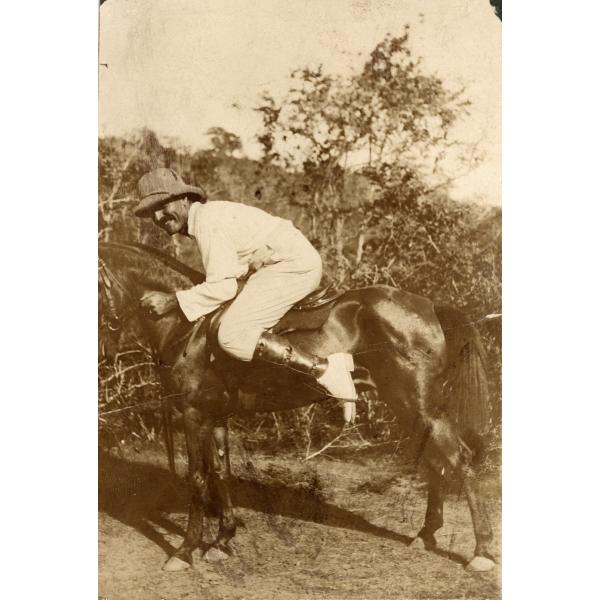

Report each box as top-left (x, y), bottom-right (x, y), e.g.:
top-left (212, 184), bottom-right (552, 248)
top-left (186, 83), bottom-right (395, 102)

top-left (140, 278), bottom-right (239, 321)
top-left (175, 279), bottom-right (238, 321)
top-left (142, 209), bottom-right (244, 321)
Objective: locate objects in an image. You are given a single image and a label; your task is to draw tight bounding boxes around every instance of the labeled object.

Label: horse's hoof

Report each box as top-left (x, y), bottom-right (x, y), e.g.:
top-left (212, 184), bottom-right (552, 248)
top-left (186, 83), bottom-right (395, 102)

top-left (163, 555), bottom-right (192, 572)
top-left (409, 536), bottom-right (426, 550)
top-left (203, 546), bottom-right (230, 563)
top-left (465, 555), bottom-right (496, 572)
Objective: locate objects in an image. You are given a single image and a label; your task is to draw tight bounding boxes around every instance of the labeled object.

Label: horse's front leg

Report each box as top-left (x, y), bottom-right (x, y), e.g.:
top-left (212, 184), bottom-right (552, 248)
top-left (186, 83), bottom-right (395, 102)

top-left (204, 421), bottom-right (237, 562)
top-left (410, 464), bottom-right (445, 551)
top-left (163, 405), bottom-right (213, 572)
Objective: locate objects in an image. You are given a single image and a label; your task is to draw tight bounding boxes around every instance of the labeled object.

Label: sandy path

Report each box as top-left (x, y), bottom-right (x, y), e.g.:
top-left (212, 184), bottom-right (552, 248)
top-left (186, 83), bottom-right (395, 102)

top-left (99, 443), bottom-right (500, 600)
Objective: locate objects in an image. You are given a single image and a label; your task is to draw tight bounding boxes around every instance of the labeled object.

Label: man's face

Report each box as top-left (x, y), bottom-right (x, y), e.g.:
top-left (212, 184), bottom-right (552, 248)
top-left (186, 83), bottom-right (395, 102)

top-left (152, 197), bottom-right (189, 236)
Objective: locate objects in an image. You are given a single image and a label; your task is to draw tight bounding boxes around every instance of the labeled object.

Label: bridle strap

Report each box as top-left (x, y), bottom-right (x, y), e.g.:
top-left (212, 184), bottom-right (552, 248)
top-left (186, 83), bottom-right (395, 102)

top-left (98, 258), bottom-right (141, 330)
top-left (99, 258), bottom-right (181, 333)
top-left (99, 258), bottom-right (136, 301)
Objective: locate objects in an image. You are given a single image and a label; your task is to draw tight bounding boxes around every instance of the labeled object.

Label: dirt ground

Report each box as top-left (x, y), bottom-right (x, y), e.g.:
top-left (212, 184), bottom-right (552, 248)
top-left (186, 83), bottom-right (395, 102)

top-left (99, 437), bottom-right (500, 600)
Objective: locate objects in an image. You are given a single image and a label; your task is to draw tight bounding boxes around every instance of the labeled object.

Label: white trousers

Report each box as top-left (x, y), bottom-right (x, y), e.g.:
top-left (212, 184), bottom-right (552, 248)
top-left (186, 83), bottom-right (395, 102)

top-left (217, 224), bottom-right (322, 361)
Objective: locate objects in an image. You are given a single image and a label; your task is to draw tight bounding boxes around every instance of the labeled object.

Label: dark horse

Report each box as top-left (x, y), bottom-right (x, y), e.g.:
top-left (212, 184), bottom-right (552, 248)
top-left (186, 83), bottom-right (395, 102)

top-left (99, 241), bottom-right (496, 573)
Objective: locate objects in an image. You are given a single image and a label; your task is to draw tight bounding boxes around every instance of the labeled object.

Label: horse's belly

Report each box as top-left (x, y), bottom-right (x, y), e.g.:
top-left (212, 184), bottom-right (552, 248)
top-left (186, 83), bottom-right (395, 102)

top-left (238, 363), bottom-right (321, 412)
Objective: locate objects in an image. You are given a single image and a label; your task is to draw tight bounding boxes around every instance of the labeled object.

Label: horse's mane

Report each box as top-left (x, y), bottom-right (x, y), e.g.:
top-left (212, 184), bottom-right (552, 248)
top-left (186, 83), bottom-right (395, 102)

top-left (99, 241), bottom-right (205, 285)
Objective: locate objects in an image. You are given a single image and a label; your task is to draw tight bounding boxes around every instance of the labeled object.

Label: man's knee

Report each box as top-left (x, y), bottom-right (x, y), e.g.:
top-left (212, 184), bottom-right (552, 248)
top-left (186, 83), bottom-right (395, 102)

top-left (310, 261), bottom-right (323, 288)
top-left (217, 318), bottom-right (260, 361)
top-left (216, 318), bottom-right (236, 352)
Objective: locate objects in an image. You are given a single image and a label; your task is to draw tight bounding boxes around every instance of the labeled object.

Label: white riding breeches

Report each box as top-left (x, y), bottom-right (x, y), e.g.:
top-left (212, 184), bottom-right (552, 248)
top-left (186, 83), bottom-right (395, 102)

top-left (217, 224), bottom-right (322, 361)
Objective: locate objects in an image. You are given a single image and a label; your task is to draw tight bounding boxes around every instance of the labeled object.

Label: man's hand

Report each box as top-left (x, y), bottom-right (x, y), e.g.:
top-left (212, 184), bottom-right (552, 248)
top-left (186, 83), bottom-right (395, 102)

top-left (140, 291), bottom-right (179, 318)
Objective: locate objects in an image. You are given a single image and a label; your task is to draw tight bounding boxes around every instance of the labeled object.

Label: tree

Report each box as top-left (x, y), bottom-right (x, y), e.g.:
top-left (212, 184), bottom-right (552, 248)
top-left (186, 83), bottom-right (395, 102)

top-left (255, 29), bottom-right (473, 194)
top-left (254, 31), bottom-right (479, 284)
top-left (206, 127), bottom-right (243, 157)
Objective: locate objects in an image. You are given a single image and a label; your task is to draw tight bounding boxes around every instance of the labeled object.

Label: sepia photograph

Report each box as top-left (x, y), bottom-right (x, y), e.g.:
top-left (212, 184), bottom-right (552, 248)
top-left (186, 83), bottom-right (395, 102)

top-left (98, 1), bottom-right (501, 598)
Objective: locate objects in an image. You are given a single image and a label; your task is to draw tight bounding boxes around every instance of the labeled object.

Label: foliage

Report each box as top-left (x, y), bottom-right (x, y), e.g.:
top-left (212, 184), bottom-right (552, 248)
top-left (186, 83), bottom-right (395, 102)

top-left (253, 30), bottom-right (484, 290)
top-left (98, 32), bottom-right (501, 454)
top-left (206, 127), bottom-right (242, 157)
top-left (256, 30), bottom-right (472, 190)
top-left (98, 349), bottom-right (163, 447)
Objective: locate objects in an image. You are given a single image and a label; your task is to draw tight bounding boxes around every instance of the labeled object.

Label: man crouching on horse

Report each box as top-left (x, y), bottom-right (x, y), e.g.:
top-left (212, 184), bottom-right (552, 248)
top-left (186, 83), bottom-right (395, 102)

top-left (135, 167), bottom-right (357, 406)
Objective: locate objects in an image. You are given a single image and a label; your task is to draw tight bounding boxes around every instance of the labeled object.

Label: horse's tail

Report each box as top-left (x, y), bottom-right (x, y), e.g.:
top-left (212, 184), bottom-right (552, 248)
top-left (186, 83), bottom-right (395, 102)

top-left (162, 398), bottom-right (176, 475)
top-left (434, 305), bottom-right (490, 458)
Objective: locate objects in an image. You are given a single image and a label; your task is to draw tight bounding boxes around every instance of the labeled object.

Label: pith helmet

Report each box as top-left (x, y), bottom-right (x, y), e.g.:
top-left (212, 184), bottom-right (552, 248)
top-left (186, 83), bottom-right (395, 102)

top-left (134, 168), bottom-right (207, 217)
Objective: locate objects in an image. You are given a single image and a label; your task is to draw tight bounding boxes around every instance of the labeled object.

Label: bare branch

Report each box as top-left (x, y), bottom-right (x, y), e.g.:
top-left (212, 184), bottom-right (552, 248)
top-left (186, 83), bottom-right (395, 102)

top-left (305, 424), bottom-right (370, 460)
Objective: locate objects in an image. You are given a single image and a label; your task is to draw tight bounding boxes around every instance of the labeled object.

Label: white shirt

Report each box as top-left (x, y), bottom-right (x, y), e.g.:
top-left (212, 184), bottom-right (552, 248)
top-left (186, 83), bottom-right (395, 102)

top-left (175, 201), bottom-right (288, 321)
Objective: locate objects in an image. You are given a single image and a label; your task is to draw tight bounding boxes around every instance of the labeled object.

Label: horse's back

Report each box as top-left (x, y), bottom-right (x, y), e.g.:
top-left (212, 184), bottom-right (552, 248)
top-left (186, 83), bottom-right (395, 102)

top-left (345, 284), bottom-right (437, 316)
top-left (342, 285), bottom-right (444, 345)
top-left (306, 285), bottom-right (446, 372)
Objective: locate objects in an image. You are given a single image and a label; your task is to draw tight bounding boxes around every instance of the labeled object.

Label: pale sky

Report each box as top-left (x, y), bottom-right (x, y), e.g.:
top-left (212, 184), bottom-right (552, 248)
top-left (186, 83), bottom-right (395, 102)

top-left (99, 0), bottom-right (501, 205)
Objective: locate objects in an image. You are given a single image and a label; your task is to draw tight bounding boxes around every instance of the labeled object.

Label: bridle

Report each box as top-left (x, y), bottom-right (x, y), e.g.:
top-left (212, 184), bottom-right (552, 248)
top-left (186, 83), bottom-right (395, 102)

top-left (98, 258), bottom-right (143, 333)
top-left (98, 256), bottom-right (205, 358)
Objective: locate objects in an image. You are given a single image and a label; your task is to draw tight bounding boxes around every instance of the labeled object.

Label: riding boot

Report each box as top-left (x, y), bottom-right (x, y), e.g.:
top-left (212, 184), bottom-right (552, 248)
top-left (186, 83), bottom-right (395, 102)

top-left (253, 332), bottom-right (358, 403)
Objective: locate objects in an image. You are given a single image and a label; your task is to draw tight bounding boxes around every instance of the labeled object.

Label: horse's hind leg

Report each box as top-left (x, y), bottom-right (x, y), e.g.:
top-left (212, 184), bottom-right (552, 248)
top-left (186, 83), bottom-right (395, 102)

top-left (421, 419), bottom-right (495, 571)
top-left (163, 406), bottom-right (213, 571)
top-left (375, 361), bottom-right (494, 568)
top-left (204, 422), bottom-right (237, 562)
top-left (459, 451), bottom-right (495, 571)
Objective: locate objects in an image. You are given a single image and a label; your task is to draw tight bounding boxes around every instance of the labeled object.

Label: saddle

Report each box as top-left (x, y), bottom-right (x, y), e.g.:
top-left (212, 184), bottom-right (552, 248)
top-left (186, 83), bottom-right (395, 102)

top-left (206, 282), bottom-right (344, 351)
top-left (187, 281), bottom-right (376, 404)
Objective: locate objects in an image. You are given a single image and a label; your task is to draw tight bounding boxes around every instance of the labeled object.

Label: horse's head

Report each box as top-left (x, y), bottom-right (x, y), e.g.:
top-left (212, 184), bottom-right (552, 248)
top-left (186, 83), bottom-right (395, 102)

top-left (98, 241), bottom-right (205, 360)
top-left (98, 253), bottom-right (145, 360)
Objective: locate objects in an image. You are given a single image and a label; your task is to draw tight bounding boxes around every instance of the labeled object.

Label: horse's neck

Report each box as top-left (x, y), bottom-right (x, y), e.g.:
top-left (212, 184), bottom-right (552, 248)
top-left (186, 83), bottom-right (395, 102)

top-left (104, 243), bottom-right (204, 358)
top-left (147, 311), bottom-right (194, 360)
top-left (131, 267), bottom-right (196, 357)
top-left (132, 266), bottom-right (193, 295)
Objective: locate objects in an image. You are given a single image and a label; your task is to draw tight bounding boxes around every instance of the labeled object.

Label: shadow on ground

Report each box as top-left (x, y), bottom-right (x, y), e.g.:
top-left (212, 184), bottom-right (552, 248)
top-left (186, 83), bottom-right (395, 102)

top-left (99, 451), bottom-right (466, 566)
